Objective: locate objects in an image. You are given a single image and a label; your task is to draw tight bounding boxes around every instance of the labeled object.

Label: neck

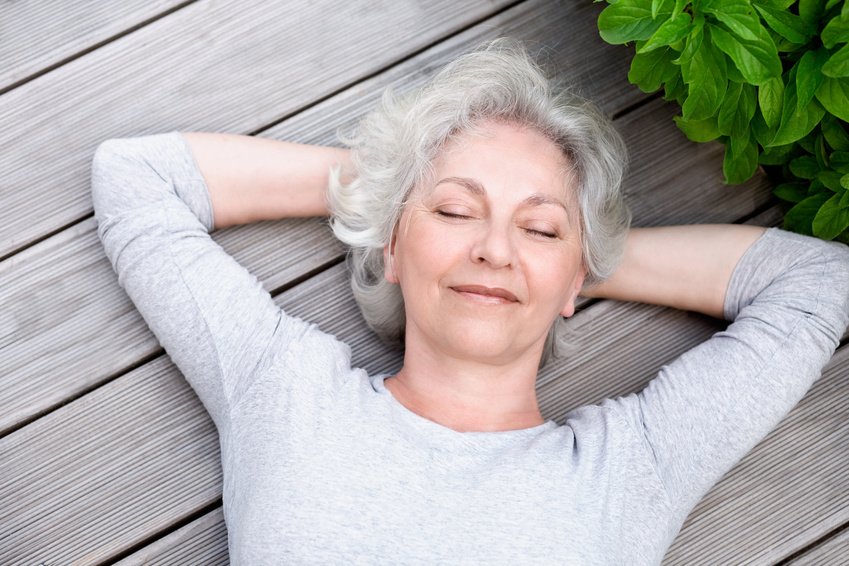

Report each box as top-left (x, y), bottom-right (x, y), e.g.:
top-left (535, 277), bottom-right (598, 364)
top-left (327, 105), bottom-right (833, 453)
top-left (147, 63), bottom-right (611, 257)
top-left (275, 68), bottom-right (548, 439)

top-left (385, 339), bottom-right (546, 433)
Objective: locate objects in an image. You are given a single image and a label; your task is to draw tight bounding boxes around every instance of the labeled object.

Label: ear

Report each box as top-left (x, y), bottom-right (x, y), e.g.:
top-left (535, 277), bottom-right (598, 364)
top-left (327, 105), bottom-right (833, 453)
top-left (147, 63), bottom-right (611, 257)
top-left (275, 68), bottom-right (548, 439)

top-left (559, 268), bottom-right (586, 318)
top-left (383, 234), bottom-right (399, 284)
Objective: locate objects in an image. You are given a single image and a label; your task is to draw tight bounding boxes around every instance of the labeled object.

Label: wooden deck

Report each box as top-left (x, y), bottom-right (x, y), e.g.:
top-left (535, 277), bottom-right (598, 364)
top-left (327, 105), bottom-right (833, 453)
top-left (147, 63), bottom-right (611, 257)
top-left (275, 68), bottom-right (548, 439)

top-left (1, 1), bottom-right (848, 564)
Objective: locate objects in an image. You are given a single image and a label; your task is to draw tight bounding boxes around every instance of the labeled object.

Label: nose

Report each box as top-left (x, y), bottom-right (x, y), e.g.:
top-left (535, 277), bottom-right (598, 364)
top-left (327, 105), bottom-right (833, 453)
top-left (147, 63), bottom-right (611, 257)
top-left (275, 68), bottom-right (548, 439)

top-left (470, 221), bottom-right (515, 269)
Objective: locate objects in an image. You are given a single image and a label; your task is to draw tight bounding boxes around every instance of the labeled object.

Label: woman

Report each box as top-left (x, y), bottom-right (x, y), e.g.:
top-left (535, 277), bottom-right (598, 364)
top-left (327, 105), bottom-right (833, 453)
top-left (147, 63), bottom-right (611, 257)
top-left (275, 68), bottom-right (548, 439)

top-left (91, 42), bottom-right (849, 564)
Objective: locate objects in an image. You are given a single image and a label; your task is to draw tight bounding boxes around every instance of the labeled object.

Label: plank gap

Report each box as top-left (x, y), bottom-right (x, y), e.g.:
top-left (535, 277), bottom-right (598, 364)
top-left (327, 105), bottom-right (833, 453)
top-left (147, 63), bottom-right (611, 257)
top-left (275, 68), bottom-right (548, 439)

top-left (247, 0), bottom-right (529, 138)
top-left (611, 90), bottom-right (662, 120)
top-left (773, 519), bottom-right (849, 566)
top-left (0, 0), bottom-right (201, 99)
top-left (0, 212), bottom-right (93, 265)
top-left (0, 348), bottom-right (164, 441)
top-left (735, 197), bottom-right (782, 226)
top-left (266, 249), bottom-right (345, 297)
top-left (100, 499), bottom-right (224, 566)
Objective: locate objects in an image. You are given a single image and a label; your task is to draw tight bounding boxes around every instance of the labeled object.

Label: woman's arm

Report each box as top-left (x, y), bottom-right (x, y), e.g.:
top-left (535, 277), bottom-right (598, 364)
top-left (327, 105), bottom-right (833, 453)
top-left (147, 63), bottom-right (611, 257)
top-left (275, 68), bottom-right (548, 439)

top-left (181, 132), bottom-right (352, 228)
top-left (606, 227), bottom-right (849, 523)
top-left (582, 224), bottom-right (766, 319)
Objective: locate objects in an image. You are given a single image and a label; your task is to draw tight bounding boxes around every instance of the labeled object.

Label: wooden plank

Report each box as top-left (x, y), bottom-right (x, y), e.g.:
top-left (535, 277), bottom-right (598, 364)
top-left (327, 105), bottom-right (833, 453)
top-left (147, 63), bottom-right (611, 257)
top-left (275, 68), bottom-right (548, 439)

top-left (0, 0), bottom-right (515, 261)
top-left (0, 95), bottom-right (772, 437)
top-left (784, 528), bottom-right (849, 565)
top-left (662, 345), bottom-right (849, 565)
top-left (114, 508), bottom-right (229, 566)
top-left (0, 0), bottom-right (646, 436)
top-left (262, 0), bottom-right (643, 145)
top-left (0, 356), bottom-right (221, 565)
top-left (0, 0), bottom-right (188, 93)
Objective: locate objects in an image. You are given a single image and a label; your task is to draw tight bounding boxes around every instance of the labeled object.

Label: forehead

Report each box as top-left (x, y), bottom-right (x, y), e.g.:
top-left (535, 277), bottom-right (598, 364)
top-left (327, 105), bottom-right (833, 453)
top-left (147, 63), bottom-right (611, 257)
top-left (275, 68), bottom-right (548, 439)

top-left (423, 121), bottom-right (576, 205)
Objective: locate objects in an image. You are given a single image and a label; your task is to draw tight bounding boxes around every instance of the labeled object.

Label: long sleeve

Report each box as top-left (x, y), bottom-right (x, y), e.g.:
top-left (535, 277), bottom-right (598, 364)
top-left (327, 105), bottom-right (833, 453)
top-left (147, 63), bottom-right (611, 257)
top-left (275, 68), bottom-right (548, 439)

top-left (91, 133), bottom-right (287, 429)
top-left (615, 228), bottom-right (849, 524)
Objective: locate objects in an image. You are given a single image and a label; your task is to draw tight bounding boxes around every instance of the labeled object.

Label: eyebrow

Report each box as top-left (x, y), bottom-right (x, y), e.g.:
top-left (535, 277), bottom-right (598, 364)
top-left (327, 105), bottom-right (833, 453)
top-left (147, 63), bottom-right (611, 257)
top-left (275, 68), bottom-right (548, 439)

top-left (435, 176), bottom-right (569, 212)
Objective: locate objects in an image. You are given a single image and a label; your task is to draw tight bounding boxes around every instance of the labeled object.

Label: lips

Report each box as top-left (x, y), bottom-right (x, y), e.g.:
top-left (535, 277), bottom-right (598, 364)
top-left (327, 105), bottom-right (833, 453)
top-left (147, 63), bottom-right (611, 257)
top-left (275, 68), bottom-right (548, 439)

top-left (450, 285), bottom-right (519, 303)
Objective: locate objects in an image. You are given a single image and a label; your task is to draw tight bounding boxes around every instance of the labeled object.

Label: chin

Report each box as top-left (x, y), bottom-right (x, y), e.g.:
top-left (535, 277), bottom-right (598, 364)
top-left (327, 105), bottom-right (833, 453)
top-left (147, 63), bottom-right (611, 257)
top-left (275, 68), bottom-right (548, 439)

top-left (439, 322), bottom-right (542, 365)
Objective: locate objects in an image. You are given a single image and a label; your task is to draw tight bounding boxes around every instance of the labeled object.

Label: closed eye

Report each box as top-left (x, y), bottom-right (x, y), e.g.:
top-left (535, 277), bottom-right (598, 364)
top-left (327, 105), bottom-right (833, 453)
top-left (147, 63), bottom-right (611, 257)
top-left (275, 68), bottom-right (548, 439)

top-left (526, 228), bottom-right (558, 239)
top-left (436, 209), bottom-right (471, 219)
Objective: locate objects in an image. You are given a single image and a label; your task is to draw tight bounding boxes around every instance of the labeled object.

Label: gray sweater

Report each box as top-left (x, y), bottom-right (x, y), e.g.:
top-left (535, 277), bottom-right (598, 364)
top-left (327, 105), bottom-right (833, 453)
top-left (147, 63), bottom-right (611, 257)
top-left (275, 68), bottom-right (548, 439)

top-left (91, 132), bottom-right (849, 565)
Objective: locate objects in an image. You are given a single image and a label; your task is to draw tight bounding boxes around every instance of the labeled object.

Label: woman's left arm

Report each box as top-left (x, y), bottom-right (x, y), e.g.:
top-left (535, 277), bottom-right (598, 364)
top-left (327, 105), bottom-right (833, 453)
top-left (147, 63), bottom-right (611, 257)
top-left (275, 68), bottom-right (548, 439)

top-left (591, 225), bottom-right (849, 524)
top-left (581, 224), bottom-right (766, 319)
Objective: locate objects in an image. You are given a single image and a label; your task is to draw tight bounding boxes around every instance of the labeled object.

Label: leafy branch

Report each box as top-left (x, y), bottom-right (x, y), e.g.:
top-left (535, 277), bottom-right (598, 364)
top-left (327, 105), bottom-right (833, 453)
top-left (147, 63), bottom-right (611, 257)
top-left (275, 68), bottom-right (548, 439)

top-left (597, 0), bottom-right (849, 242)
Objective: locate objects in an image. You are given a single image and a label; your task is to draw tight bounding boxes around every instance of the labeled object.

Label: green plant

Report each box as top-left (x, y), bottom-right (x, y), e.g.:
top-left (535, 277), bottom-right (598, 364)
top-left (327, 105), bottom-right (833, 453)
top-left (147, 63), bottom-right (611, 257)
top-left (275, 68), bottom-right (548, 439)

top-left (597, 0), bottom-right (849, 242)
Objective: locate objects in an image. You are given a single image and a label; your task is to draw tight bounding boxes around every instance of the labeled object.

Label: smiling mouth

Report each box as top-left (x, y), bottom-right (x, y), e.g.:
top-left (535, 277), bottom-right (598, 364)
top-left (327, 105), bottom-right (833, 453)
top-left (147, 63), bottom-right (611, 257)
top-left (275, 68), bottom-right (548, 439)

top-left (450, 285), bottom-right (519, 303)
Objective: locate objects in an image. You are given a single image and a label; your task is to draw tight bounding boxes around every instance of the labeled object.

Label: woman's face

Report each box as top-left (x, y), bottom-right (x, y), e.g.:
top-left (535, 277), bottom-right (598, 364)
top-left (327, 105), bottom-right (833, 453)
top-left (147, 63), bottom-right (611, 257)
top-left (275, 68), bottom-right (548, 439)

top-left (385, 121), bottom-right (585, 366)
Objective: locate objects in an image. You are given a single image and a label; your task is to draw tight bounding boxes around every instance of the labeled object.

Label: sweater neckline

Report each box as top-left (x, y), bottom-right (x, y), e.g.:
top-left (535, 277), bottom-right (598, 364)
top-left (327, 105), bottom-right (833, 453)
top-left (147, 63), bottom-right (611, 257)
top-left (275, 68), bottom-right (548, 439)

top-left (370, 373), bottom-right (558, 447)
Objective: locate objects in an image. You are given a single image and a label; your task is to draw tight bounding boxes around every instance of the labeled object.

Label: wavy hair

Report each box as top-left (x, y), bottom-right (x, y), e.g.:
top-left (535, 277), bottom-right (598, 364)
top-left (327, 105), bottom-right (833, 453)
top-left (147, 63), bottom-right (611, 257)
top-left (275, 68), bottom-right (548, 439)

top-left (327, 39), bottom-right (630, 365)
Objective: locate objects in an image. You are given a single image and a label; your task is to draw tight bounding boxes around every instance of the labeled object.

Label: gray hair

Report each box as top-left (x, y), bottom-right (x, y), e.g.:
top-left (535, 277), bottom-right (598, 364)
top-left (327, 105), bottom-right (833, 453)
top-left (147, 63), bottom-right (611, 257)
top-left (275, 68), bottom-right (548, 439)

top-left (327, 39), bottom-right (630, 366)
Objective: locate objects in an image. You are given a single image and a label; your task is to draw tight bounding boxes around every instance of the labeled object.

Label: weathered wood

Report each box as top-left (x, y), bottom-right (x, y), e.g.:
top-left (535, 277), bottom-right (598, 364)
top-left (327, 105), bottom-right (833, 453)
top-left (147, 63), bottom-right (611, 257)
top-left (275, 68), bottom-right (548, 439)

top-left (262, 0), bottom-right (643, 145)
top-left (0, 357), bottom-right (221, 566)
top-left (784, 528), bottom-right (849, 566)
top-left (114, 508), bottom-right (229, 566)
top-left (0, 0), bottom-right (188, 93)
top-left (0, 0), bottom-right (515, 261)
top-left (0, 95), bottom-right (771, 437)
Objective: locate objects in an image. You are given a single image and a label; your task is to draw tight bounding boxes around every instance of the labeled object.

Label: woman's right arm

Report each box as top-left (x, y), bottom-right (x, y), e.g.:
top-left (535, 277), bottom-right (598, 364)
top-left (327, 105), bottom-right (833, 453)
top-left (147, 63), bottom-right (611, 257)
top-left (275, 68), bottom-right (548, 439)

top-left (181, 132), bottom-right (352, 228)
top-left (91, 133), bottom-right (348, 427)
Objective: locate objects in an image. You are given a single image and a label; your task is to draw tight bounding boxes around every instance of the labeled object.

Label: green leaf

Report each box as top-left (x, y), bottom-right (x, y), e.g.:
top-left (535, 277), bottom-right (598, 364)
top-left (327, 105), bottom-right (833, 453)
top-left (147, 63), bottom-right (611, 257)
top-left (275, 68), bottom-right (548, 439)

top-left (843, 173), bottom-right (849, 189)
top-left (818, 169), bottom-right (845, 190)
top-left (784, 192), bottom-right (831, 235)
top-left (798, 129), bottom-right (819, 153)
top-left (832, 151), bottom-right (849, 173)
top-left (822, 114), bottom-right (849, 150)
top-left (825, 0), bottom-right (841, 10)
top-left (674, 115), bottom-right (722, 141)
top-left (796, 49), bottom-right (829, 114)
top-left (759, 141), bottom-right (795, 164)
top-left (663, 71), bottom-right (689, 104)
top-left (772, 70), bottom-right (827, 146)
top-left (823, 43), bottom-right (849, 77)
top-left (599, 0), bottom-right (672, 44)
top-left (812, 192), bottom-right (849, 240)
top-left (790, 155), bottom-right (821, 178)
top-left (652, 0), bottom-right (664, 18)
top-left (682, 37), bottom-right (728, 120)
top-left (758, 76), bottom-right (785, 129)
top-left (673, 16), bottom-right (705, 65)
top-left (816, 133), bottom-right (830, 169)
top-left (718, 82), bottom-right (757, 137)
top-left (832, 154), bottom-right (849, 173)
top-left (629, 46), bottom-right (680, 91)
top-left (704, 0), bottom-right (762, 41)
top-left (815, 76), bottom-right (849, 121)
top-left (821, 13), bottom-right (849, 49)
top-left (709, 23), bottom-right (782, 85)
top-left (754, 4), bottom-right (815, 44)
top-left (724, 54), bottom-right (746, 82)
top-left (640, 12), bottom-right (693, 52)
top-left (798, 0), bottom-right (829, 29)
top-left (774, 182), bottom-right (810, 202)
top-left (753, 0), bottom-right (796, 9)
top-left (723, 130), bottom-right (759, 182)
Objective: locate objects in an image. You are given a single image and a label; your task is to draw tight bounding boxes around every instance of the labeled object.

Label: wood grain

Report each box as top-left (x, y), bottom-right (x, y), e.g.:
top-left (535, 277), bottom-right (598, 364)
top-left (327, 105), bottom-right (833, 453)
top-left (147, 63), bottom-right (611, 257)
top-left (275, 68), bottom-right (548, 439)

top-left (114, 508), bottom-right (229, 566)
top-left (0, 0), bottom-right (188, 93)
